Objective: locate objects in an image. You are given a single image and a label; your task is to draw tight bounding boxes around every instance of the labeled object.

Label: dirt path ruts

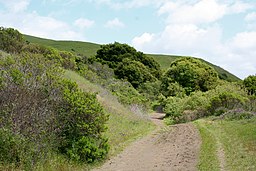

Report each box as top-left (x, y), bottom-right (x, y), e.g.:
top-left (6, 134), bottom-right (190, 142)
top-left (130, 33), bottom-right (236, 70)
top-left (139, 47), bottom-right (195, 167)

top-left (94, 113), bottom-right (201, 171)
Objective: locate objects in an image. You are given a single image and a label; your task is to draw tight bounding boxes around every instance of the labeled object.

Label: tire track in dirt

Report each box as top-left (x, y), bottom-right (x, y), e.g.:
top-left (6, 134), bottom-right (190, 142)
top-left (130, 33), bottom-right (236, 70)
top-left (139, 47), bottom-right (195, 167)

top-left (94, 113), bottom-right (201, 171)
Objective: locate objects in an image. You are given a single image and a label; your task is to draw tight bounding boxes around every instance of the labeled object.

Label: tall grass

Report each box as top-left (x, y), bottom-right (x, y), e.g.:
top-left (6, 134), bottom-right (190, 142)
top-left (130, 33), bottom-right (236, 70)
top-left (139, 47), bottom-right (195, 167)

top-left (64, 70), bottom-right (155, 156)
top-left (195, 117), bottom-right (256, 171)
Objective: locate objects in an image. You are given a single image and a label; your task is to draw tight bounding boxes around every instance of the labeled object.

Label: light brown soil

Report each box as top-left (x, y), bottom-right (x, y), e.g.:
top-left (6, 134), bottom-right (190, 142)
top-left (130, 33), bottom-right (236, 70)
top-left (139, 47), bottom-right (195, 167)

top-left (94, 113), bottom-right (201, 171)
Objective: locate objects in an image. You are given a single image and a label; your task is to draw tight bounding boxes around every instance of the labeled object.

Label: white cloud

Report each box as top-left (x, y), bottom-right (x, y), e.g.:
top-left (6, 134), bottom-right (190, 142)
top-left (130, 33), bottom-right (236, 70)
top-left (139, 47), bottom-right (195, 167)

top-left (158, 0), bottom-right (227, 25)
top-left (230, 31), bottom-right (256, 51)
top-left (131, 0), bottom-right (256, 78)
top-left (132, 32), bottom-right (155, 50)
top-left (228, 1), bottom-right (254, 14)
top-left (74, 18), bottom-right (94, 29)
top-left (132, 26), bottom-right (256, 78)
top-left (89, 0), bottom-right (165, 10)
top-left (0, 0), bottom-right (30, 13)
top-left (0, 10), bottom-right (85, 41)
top-left (245, 12), bottom-right (256, 22)
top-left (132, 24), bottom-right (222, 57)
top-left (104, 18), bottom-right (125, 29)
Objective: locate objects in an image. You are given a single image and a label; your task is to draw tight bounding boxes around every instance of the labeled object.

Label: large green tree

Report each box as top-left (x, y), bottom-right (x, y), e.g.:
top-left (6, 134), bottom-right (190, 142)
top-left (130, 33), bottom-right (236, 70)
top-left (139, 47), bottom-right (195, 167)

top-left (95, 42), bottom-right (161, 88)
top-left (161, 57), bottom-right (219, 95)
top-left (115, 59), bottom-right (156, 88)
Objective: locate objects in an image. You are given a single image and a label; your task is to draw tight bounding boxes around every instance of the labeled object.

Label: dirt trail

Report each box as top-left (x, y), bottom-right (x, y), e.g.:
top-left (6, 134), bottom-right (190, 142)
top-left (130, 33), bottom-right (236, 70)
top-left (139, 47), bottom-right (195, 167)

top-left (94, 113), bottom-right (201, 171)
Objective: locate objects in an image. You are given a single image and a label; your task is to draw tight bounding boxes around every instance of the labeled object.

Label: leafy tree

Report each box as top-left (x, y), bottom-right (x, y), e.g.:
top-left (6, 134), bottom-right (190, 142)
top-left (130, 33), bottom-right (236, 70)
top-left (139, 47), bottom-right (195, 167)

top-left (161, 57), bottom-right (219, 95)
top-left (95, 42), bottom-right (161, 88)
top-left (243, 75), bottom-right (256, 95)
top-left (115, 59), bottom-right (156, 88)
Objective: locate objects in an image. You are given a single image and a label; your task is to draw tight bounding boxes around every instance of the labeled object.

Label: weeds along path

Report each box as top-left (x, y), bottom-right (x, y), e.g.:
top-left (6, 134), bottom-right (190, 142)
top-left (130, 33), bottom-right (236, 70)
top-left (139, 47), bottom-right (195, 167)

top-left (94, 113), bottom-right (201, 171)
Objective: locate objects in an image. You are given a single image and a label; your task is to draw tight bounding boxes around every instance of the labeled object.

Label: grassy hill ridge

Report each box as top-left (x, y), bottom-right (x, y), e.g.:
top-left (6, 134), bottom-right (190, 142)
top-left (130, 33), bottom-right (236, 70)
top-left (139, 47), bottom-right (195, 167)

top-left (24, 35), bottom-right (240, 82)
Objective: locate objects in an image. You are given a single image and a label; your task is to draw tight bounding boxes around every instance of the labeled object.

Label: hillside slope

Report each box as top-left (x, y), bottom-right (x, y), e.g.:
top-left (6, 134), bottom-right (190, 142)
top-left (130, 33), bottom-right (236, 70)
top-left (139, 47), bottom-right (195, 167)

top-left (24, 35), bottom-right (240, 82)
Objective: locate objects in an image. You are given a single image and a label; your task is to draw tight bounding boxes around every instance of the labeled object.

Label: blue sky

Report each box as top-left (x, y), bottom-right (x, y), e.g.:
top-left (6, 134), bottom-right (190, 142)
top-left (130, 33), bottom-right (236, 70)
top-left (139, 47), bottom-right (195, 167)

top-left (0, 0), bottom-right (256, 79)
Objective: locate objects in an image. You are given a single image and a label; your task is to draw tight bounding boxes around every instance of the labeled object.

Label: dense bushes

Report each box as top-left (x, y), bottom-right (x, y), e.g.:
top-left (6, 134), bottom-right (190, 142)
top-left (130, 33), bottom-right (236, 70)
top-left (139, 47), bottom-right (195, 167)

top-left (0, 53), bottom-right (108, 169)
top-left (162, 82), bottom-right (252, 124)
top-left (0, 27), bottom-right (25, 53)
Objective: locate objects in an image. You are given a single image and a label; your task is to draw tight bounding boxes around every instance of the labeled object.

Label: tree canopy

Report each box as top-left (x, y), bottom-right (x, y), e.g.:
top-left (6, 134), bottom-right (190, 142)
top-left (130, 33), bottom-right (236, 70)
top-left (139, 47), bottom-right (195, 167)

top-left (95, 42), bottom-right (161, 88)
top-left (161, 57), bottom-right (219, 95)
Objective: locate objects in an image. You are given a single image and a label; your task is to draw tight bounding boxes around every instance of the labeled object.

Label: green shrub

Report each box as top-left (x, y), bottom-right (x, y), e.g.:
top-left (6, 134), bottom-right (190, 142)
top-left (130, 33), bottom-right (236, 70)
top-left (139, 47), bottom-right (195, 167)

top-left (0, 27), bottom-right (25, 53)
top-left (208, 91), bottom-right (248, 115)
top-left (0, 128), bottom-right (23, 165)
top-left (163, 97), bottom-right (185, 124)
top-left (67, 136), bottom-right (109, 163)
top-left (0, 53), bottom-right (109, 168)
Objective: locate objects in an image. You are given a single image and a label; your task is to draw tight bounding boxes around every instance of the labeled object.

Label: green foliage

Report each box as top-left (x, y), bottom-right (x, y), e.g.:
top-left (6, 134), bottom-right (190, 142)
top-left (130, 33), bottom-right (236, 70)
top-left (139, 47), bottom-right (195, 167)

top-left (161, 81), bottom-right (186, 97)
top-left (0, 53), bottom-right (109, 168)
top-left (208, 92), bottom-right (248, 115)
top-left (162, 82), bottom-right (252, 124)
top-left (24, 33), bottom-right (239, 83)
top-left (137, 81), bottom-right (161, 102)
top-left (77, 59), bottom-right (148, 107)
top-left (0, 128), bottom-right (23, 165)
top-left (243, 75), bottom-right (256, 95)
top-left (115, 59), bottom-right (156, 88)
top-left (162, 57), bottom-right (219, 95)
top-left (95, 42), bottom-right (161, 88)
top-left (66, 136), bottom-right (109, 163)
top-left (64, 70), bottom-right (155, 158)
top-left (163, 97), bottom-right (185, 124)
top-left (151, 54), bottom-right (240, 82)
top-left (0, 27), bottom-right (25, 53)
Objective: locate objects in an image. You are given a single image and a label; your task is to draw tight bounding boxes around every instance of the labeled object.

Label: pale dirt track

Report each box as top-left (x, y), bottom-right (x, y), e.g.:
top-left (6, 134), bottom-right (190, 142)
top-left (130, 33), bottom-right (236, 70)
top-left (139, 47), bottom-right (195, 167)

top-left (94, 113), bottom-right (201, 171)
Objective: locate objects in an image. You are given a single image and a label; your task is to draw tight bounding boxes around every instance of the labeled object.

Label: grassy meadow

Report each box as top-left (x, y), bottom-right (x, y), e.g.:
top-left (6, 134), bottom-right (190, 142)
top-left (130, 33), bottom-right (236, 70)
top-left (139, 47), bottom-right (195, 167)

top-left (195, 117), bottom-right (256, 171)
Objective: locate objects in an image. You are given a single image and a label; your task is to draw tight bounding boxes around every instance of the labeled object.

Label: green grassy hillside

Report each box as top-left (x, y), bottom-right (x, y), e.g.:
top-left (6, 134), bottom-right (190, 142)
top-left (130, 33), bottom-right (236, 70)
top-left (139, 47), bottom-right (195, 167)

top-left (24, 35), bottom-right (240, 82)
top-left (24, 35), bottom-right (100, 57)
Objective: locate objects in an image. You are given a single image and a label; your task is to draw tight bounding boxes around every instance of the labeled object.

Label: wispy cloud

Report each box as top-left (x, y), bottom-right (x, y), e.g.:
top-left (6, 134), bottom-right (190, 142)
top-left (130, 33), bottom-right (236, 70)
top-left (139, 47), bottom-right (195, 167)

top-left (0, 1), bottom-right (86, 41)
top-left (0, 0), bottom-right (30, 13)
top-left (89, 0), bottom-right (165, 10)
top-left (74, 18), bottom-right (95, 29)
top-left (104, 18), bottom-right (125, 29)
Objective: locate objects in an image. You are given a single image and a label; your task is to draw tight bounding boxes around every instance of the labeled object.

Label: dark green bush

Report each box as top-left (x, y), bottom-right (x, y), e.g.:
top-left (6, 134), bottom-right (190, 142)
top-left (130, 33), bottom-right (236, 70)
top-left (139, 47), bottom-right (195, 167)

top-left (95, 42), bottom-right (161, 88)
top-left (0, 27), bottom-right (25, 53)
top-left (161, 57), bottom-right (219, 95)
